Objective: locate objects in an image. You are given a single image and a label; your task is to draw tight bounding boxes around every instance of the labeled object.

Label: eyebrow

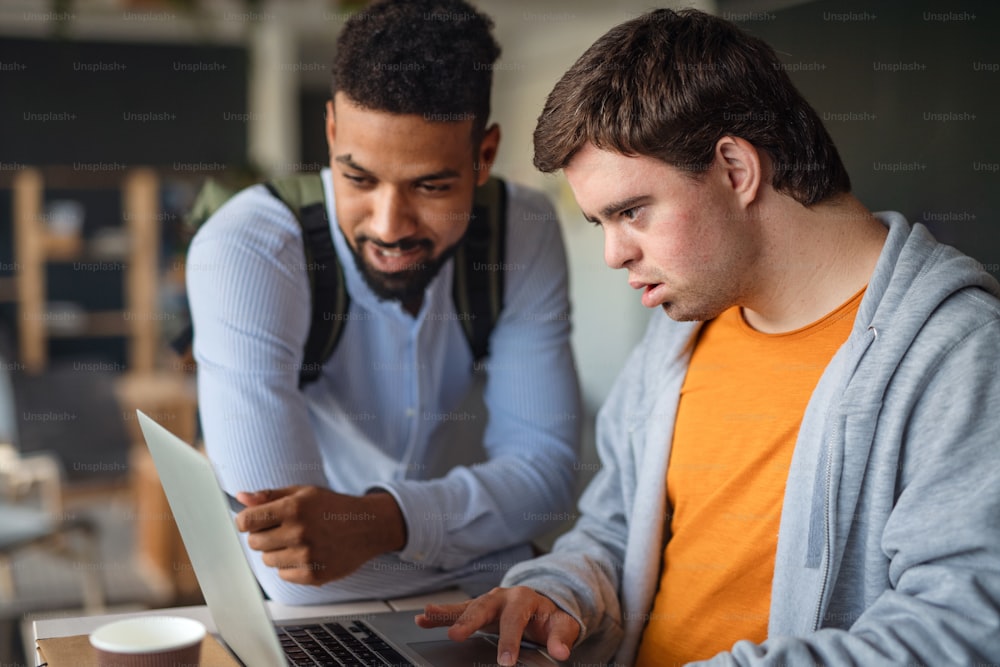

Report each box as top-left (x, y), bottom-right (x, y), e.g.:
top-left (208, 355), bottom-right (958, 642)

top-left (334, 154), bottom-right (461, 182)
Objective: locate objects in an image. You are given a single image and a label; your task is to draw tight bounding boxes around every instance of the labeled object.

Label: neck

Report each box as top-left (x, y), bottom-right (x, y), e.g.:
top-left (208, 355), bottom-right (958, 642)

top-left (402, 296), bottom-right (423, 317)
top-left (741, 193), bottom-right (887, 333)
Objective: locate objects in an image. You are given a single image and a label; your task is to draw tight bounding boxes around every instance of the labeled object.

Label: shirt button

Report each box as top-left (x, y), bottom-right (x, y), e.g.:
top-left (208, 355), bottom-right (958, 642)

top-left (405, 408), bottom-right (415, 417)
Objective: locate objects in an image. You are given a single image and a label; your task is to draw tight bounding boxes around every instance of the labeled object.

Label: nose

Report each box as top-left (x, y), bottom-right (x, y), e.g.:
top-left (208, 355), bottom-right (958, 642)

top-left (368, 187), bottom-right (418, 243)
top-left (603, 224), bottom-right (638, 270)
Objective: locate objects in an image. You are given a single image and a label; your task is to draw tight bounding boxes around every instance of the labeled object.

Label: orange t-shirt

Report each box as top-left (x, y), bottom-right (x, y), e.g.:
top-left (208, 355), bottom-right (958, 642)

top-left (635, 289), bottom-right (863, 666)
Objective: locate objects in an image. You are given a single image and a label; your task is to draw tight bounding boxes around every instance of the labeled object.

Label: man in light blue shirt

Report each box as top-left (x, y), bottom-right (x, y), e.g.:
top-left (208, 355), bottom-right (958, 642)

top-left (185, 0), bottom-right (580, 605)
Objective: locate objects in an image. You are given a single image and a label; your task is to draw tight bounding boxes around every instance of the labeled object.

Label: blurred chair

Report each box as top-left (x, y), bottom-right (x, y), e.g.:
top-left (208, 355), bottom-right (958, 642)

top-left (0, 355), bottom-right (105, 614)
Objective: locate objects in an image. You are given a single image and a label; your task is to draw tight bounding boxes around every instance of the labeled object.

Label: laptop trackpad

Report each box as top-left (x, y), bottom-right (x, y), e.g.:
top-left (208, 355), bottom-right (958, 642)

top-left (408, 637), bottom-right (557, 667)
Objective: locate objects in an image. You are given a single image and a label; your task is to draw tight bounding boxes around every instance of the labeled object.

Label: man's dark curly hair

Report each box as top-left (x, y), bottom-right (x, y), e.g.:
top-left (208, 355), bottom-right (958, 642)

top-left (332, 0), bottom-right (501, 144)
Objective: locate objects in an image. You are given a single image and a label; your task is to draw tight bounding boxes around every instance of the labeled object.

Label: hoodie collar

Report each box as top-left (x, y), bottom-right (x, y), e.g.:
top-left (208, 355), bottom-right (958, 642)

top-left (860, 212), bottom-right (1000, 347)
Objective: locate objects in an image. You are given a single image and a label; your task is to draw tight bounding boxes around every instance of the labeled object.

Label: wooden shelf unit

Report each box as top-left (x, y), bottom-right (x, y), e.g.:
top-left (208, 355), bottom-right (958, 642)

top-left (11, 167), bottom-right (160, 374)
top-left (10, 166), bottom-right (203, 603)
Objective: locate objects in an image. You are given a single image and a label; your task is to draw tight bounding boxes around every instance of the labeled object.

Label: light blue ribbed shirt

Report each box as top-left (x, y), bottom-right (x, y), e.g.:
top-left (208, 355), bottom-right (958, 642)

top-left (186, 169), bottom-right (580, 604)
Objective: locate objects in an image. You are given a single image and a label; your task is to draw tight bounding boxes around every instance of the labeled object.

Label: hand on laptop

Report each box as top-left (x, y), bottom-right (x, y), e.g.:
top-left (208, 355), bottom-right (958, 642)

top-left (415, 586), bottom-right (579, 666)
top-left (234, 485), bottom-right (407, 585)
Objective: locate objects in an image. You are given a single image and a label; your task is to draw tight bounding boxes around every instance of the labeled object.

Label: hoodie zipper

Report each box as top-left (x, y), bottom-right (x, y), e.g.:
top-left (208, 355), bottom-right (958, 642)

top-left (812, 430), bottom-right (835, 631)
top-left (811, 326), bottom-right (878, 630)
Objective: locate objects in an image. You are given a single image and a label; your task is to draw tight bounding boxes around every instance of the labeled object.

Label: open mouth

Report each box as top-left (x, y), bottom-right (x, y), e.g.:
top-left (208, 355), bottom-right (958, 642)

top-left (364, 241), bottom-right (431, 274)
top-left (630, 278), bottom-right (668, 309)
top-left (640, 283), bottom-right (666, 308)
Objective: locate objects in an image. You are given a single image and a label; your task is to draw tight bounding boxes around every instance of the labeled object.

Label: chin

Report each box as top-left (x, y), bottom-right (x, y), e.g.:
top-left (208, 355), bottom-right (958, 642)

top-left (662, 302), bottom-right (726, 323)
top-left (661, 304), bottom-right (694, 322)
top-left (364, 271), bottom-right (427, 303)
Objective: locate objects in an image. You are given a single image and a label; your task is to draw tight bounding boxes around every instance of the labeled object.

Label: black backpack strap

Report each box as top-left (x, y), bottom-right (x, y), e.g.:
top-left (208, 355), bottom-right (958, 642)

top-left (265, 174), bottom-right (349, 388)
top-left (452, 176), bottom-right (507, 363)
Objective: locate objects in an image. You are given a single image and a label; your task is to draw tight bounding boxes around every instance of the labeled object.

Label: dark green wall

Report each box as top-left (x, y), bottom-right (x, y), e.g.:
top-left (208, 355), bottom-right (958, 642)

top-left (733, 0), bottom-right (999, 277)
top-left (0, 37), bottom-right (247, 164)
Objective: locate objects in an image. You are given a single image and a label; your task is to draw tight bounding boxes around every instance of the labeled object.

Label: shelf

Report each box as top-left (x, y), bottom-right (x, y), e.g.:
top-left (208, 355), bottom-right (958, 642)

top-left (42, 309), bottom-right (134, 339)
top-left (42, 233), bottom-right (84, 261)
top-left (12, 167), bottom-right (161, 374)
top-left (35, 241), bottom-right (132, 266)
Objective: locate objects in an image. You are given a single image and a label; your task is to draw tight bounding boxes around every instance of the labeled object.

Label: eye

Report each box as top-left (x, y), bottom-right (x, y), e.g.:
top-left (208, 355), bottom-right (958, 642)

top-left (620, 206), bottom-right (642, 221)
top-left (342, 172), bottom-right (372, 187)
top-left (417, 182), bottom-right (451, 193)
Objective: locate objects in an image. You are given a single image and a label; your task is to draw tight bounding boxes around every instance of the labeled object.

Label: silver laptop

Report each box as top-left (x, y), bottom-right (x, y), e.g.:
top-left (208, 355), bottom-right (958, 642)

top-left (136, 410), bottom-right (560, 667)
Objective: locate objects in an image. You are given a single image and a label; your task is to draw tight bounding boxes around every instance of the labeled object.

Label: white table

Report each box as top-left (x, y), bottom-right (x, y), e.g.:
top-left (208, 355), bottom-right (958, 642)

top-left (31, 588), bottom-right (469, 665)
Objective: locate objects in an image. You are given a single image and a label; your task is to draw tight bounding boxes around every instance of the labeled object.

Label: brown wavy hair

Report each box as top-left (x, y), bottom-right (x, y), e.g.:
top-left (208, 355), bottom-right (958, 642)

top-left (533, 8), bottom-right (851, 206)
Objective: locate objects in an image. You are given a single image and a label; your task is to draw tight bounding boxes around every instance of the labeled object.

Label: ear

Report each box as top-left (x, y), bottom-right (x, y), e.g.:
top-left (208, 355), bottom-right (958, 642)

top-left (475, 123), bottom-right (501, 186)
top-left (325, 99), bottom-right (337, 157)
top-left (715, 136), bottom-right (761, 207)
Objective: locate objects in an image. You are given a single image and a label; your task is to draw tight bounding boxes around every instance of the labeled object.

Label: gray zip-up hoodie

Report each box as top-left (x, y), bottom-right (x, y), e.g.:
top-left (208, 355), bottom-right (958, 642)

top-left (503, 213), bottom-right (1000, 666)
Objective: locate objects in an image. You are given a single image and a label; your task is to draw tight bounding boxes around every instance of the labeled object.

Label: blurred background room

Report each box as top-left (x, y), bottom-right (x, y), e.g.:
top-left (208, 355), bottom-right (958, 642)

top-left (1, 0), bottom-right (997, 663)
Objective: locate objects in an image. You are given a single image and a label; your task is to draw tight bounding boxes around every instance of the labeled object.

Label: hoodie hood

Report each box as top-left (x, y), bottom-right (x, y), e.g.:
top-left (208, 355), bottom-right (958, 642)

top-left (861, 212), bottom-right (1000, 371)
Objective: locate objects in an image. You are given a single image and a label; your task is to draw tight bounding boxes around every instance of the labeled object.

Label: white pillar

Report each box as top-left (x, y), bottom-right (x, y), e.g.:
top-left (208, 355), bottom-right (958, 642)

top-left (247, 16), bottom-right (299, 176)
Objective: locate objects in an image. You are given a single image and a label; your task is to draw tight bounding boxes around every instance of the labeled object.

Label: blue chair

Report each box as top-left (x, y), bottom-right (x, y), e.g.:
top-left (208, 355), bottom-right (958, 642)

top-left (0, 355), bottom-right (105, 613)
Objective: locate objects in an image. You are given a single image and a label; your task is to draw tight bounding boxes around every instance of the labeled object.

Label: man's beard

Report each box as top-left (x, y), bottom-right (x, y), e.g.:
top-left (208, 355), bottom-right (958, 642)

top-left (348, 236), bottom-right (462, 305)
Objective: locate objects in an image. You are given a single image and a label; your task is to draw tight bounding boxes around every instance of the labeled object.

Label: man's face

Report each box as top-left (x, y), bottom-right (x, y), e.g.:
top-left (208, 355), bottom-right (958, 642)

top-left (564, 143), bottom-right (758, 322)
top-left (325, 92), bottom-right (498, 308)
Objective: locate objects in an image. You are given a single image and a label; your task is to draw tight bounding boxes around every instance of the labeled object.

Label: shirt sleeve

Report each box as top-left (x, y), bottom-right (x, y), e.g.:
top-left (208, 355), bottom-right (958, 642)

top-left (378, 185), bottom-right (583, 571)
top-left (188, 187), bottom-right (340, 602)
top-left (188, 187), bottom-right (326, 492)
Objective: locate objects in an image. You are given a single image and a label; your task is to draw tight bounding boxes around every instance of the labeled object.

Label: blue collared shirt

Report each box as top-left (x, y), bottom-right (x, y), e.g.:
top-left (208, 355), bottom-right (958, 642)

top-left (187, 170), bottom-right (580, 603)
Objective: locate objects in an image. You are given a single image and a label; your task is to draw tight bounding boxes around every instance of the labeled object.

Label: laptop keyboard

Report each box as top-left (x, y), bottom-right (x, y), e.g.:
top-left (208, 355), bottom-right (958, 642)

top-left (278, 620), bottom-right (415, 667)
